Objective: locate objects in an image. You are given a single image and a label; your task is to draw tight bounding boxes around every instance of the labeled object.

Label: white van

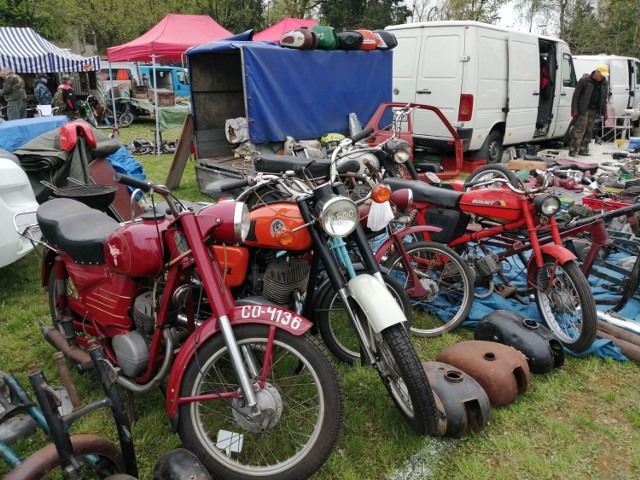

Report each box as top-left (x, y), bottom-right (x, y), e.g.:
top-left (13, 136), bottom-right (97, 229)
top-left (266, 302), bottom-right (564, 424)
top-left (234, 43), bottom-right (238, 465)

top-left (385, 21), bottom-right (578, 163)
top-left (572, 54), bottom-right (640, 123)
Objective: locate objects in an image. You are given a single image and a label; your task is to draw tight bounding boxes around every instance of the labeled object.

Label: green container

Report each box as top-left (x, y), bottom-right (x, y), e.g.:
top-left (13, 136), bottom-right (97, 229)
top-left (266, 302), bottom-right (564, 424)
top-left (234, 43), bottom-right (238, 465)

top-left (311, 25), bottom-right (338, 50)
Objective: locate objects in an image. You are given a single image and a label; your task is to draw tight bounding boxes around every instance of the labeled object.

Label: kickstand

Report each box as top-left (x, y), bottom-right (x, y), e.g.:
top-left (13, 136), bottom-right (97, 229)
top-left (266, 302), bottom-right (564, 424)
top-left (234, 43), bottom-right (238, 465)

top-left (127, 390), bottom-right (137, 423)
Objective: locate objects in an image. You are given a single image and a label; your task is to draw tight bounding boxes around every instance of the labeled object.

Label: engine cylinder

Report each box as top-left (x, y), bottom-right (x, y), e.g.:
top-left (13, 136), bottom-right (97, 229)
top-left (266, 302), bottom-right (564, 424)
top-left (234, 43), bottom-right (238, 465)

top-left (262, 257), bottom-right (310, 305)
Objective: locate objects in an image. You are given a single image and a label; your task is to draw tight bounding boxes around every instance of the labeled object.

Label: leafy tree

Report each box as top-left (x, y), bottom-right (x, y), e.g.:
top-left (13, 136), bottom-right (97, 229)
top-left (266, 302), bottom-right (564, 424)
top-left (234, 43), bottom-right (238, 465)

top-left (320, 0), bottom-right (410, 30)
top-left (193, 0), bottom-right (264, 33)
top-left (0, 0), bottom-right (66, 40)
top-left (442, 0), bottom-right (508, 22)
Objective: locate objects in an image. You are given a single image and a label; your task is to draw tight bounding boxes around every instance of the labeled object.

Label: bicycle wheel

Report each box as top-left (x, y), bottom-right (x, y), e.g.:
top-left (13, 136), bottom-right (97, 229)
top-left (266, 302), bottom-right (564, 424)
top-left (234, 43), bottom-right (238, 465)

top-left (178, 324), bottom-right (344, 480)
top-left (530, 254), bottom-right (597, 353)
top-left (118, 111), bottom-right (134, 127)
top-left (316, 273), bottom-right (411, 365)
top-left (375, 323), bottom-right (440, 435)
top-left (383, 240), bottom-right (474, 337)
top-left (4, 434), bottom-right (124, 480)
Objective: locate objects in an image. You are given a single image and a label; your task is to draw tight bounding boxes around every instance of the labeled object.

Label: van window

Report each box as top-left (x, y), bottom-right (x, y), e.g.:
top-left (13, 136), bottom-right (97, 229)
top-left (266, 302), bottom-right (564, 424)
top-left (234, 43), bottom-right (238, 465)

top-left (479, 36), bottom-right (507, 80)
top-left (635, 61), bottom-right (640, 85)
top-left (562, 53), bottom-right (576, 87)
top-left (423, 35), bottom-right (459, 79)
top-left (177, 70), bottom-right (189, 85)
top-left (100, 68), bottom-right (133, 81)
top-left (394, 37), bottom-right (418, 78)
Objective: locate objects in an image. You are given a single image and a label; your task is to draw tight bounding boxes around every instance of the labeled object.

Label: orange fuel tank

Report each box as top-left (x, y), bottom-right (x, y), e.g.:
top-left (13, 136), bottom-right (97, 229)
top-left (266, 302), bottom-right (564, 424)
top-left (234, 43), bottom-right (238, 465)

top-left (244, 203), bottom-right (312, 251)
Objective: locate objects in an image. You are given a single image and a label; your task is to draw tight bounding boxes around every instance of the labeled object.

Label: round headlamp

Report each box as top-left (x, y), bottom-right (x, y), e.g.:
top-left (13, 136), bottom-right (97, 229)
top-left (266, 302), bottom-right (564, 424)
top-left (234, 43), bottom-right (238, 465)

top-left (384, 138), bottom-right (411, 164)
top-left (317, 196), bottom-right (358, 237)
top-left (235, 202), bottom-right (251, 242)
top-left (533, 194), bottom-right (561, 217)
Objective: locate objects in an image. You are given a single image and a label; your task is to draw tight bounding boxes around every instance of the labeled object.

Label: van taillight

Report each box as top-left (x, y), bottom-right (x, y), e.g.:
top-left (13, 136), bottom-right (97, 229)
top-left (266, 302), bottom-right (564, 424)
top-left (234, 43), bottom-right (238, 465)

top-left (458, 94), bottom-right (473, 122)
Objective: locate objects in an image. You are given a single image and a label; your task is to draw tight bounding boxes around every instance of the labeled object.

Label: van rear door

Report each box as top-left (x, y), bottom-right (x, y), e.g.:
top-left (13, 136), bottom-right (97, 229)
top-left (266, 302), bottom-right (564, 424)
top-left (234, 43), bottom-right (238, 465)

top-left (505, 32), bottom-right (538, 143)
top-left (610, 58), bottom-right (630, 114)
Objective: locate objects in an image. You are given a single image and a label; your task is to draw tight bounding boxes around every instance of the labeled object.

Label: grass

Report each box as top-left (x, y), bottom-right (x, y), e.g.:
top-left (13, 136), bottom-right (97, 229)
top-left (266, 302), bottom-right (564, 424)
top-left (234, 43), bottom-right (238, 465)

top-left (1, 118), bottom-right (640, 478)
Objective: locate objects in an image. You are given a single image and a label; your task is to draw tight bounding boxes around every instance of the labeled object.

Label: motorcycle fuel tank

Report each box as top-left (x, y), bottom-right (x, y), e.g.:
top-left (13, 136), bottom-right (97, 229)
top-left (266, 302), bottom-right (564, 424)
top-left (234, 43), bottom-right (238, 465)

top-left (458, 188), bottom-right (523, 224)
top-left (105, 219), bottom-right (167, 277)
top-left (244, 202), bottom-right (312, 251)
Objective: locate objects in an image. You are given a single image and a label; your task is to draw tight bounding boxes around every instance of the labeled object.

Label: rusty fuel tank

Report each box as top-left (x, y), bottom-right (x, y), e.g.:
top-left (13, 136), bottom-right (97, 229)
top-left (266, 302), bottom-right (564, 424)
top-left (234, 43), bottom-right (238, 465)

top-left (436, 340), bottom-right (530, 407)
top-left (423, 361), bottom-right (491, 438)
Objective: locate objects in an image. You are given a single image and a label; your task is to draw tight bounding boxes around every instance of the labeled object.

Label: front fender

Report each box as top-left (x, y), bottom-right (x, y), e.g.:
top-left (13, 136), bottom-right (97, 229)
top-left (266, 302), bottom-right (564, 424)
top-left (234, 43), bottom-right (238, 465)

top-left (347, 274), bottom-right (406, 333)
top-left (373, 225), bottom-right (442, 263)
top-left (527, 244), bottom-right (577, 283)
top-left (166, 305), bottom-right (312, 423)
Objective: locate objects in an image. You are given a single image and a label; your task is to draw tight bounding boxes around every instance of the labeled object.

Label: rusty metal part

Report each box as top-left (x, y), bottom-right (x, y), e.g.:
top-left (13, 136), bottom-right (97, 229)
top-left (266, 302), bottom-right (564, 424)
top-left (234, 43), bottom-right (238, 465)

top-left (423, 361), bottom-right (490, 438)
top-left (39, 323), bottom-right (91, 367)
top-left (596, 330), bottom-right (640, 363)
top-left (474, 310), bottom-right (565, 374)
top-left (52, 352), bottom-right (82, 410)
top-left (436, 340), bottom-right (530, 407)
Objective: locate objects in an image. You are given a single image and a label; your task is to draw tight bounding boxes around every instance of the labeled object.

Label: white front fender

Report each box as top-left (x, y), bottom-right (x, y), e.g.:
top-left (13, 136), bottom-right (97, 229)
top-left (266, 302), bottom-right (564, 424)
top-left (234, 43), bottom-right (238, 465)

top-left (347, 274), bottom-right (406, 333)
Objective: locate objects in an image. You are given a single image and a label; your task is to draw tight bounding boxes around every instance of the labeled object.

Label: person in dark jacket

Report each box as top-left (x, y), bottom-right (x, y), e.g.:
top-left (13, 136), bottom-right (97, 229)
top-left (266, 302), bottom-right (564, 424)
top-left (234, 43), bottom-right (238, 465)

top-left (34, 73), bottom-right (53, 105)
top-left (54, 74), bottom-right (79, 120)
top-left (0, 67), bottom-right (27, 120)
top-left (569, 64), bottom-right (609, 157)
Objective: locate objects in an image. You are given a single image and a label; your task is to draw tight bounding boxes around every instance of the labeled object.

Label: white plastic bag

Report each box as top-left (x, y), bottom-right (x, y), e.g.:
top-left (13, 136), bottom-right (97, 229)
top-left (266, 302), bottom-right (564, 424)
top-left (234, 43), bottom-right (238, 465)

top-left (225, 117), bottom-right (249, 144)
top-left (367, 200), bottom-right (394, 231)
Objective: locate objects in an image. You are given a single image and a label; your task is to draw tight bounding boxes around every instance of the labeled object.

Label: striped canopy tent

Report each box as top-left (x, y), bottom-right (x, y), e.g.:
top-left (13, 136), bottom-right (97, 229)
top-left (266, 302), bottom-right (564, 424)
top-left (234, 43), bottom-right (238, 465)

top-left (0, 27), bottom-right (100, 73)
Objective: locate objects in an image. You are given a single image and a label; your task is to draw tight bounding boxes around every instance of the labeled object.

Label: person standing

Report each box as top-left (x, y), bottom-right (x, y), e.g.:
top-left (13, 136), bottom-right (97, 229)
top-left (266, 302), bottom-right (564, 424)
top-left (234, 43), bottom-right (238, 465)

top-left (0, 67), bottom-right (27, 120)
top-left (569, 64), bottom-right (609, 157)
top-left (54, 74), bottom-right (79, 120)
top-left (34, 73), bottom-right (53, 105)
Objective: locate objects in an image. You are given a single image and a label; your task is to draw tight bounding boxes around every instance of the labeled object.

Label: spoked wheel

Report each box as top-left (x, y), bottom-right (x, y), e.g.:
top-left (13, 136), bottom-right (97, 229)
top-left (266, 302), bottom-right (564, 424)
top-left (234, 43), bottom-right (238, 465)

top-left (316, 274), bottom-right (411, 365)
top-left (178, 325), bottom-right (344, 480)
top-left (530, 254), bottom-right (597, 353)
top-left (373, 322), bottom-right (439, 435)
top-left (118, 111), bottom-right (134, 127)
top-left (47, 267), bottom-right (75, 331)
top-left (463, 164), bottom-right (521, 190)
top-left (383, 240), bottom-right (474, 337)
top-left (4, 434), bottom-right (124, 480)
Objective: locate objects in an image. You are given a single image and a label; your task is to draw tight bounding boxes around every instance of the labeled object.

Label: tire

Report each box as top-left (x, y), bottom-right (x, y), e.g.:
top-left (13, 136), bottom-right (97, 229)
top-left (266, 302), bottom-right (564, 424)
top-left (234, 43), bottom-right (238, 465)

top-left (48, 266), bottom-right (72, 330)
top-left (118, 111), bottom-right (134, 127)
top-left (463, 164), bottom-right (520, 190)
top-left (383, 241), bottom-right (474, 337)
top-left (316, 273), bottom-right (412, 365)
top-left (530, 254), bottom-right (597, 353)
top-left (4, 434), bottom-right (124, 480)
top-left (85, 110), bottom-right (99, 128)
top-left (375, 323), bottom-right (439, 435)
top-left (178, 324), bottom-right (344, 480)
top-left (474, 129), bottom-right (504, 164)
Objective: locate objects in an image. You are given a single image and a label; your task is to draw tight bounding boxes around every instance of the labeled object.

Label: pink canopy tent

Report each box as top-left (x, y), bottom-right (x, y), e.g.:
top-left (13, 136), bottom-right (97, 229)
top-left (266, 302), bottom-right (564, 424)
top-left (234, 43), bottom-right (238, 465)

top-left (106, 14), bottom-right (233, 62)
top-left (253, 17), bottom-right (318, 43)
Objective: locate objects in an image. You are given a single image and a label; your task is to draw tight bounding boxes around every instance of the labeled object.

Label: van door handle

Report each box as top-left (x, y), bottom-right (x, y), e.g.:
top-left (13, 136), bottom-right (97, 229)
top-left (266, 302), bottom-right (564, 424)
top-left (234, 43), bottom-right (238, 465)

top-left (560, 93), bottom-right (567, 96)
top-left (416, 89), bottom-right (431, 94)
top-left (533, 92), bottom-right (540, 96)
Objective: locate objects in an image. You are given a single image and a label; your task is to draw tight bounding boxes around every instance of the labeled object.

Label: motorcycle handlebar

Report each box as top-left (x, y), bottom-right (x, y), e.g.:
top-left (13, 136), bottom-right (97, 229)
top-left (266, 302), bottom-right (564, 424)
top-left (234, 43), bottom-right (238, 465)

top-left (218, 177), bottom-right (254, 192)
top-left (351, 126), bottom-right (374, 144)
top-left (114, 173), bottom-right (153, 193)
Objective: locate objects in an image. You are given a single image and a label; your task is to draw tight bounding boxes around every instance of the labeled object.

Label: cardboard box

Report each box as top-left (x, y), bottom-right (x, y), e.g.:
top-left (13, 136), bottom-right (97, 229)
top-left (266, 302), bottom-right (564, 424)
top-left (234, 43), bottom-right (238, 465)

top-left (507, 159), bottom-right (547, 171)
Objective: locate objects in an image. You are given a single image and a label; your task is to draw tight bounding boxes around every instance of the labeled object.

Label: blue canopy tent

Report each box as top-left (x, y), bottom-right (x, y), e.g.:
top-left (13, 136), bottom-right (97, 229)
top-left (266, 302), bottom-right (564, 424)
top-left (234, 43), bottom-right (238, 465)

top-left (0, 27), bottom-right (100, 73)
top-left (186, 33), bottom-right (392, 159)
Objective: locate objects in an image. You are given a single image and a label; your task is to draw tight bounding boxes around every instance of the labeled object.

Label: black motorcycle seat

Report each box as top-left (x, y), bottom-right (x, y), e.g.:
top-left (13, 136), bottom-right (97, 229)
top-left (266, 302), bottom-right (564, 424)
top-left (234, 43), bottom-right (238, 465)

top-left (253, 153), bottom-right (360, 179)
top-left (384, 178), bottom-right (462, 208)
top-left (37, 198), bottom-right (119, 265)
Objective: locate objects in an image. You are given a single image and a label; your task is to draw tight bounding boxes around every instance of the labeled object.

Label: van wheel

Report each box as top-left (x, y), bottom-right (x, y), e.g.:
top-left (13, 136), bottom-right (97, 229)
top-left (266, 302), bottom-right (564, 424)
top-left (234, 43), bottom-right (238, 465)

top-left (475, 130), bottom-right (503, 164)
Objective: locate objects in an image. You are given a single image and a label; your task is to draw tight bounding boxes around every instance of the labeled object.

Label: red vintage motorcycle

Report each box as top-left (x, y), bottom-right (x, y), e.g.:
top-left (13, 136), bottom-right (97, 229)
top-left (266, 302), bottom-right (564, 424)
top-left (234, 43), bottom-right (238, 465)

top-left (383, 167), bottom-right (598, 353)
top-left (27, 169), bottom-right (345, 480)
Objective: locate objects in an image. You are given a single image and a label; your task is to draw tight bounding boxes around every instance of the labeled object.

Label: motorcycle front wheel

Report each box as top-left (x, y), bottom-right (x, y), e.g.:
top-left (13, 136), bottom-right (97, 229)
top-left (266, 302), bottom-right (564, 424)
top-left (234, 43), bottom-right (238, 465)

top-left (530, 255), bottom-right (597, 353)
top-left (383, 240), bottom-right (475, 337)
top-left (374, 322), bottom-right (439, 435)
top-left (316, 273), bottom-right (411, 365)
top-left (178, 324), bottom-right (344, 480)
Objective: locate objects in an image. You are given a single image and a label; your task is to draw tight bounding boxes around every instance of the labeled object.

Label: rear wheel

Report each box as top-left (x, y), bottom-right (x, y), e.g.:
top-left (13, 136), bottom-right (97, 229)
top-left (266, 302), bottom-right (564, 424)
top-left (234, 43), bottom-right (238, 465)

top-left (530, 255), bottom-right (597, 353)
top-left (178, 325), bottom-right (344, 480)
top-left (383, 241), bottom-right (474, 337)
top-left (474, 129), bottom-right (503, 164)
top-left (464, 164), bottom-right (520, 190)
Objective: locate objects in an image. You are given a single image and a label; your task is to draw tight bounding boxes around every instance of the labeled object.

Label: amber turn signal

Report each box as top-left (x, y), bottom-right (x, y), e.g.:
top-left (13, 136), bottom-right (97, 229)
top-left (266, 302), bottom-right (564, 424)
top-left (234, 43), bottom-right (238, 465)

top-left (371, 184), bottom-right (392, 203)
top-left (274, 227), bottom-right (295, 246)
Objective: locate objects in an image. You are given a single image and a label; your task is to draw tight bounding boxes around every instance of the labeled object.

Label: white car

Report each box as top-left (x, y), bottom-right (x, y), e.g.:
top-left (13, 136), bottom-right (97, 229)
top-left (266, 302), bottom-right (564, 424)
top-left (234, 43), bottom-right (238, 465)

top-left (0, 152), bottom-right (40, 269)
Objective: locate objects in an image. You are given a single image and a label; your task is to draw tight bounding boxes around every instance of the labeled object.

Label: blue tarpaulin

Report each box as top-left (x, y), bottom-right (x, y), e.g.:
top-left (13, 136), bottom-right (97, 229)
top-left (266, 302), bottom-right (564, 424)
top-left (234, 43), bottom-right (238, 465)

top-left (186, 39), bottom-right (392, 143)
top-left (0, 116), bottom-right (69, 152)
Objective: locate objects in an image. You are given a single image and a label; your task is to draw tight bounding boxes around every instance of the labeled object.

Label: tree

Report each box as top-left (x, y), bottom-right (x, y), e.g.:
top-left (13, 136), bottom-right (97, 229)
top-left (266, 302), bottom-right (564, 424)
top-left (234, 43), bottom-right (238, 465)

top-left (320, 0), bottom-right (410, 30)
top-left (0, 0), bottom-right (66, 41)
top-left (441, 0), bottom-right (508, 22)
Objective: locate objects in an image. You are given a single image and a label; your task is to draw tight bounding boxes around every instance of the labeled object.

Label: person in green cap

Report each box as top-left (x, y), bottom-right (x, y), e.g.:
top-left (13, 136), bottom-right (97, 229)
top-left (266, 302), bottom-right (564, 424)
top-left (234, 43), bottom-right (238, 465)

top-left (569, 64), bottom-right (609, 157)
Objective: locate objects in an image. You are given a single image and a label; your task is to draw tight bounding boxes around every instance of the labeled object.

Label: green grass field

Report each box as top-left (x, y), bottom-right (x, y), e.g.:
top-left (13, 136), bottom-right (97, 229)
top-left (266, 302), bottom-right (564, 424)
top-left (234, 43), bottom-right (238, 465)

top-left (1, 118), bottom-right (639, 478)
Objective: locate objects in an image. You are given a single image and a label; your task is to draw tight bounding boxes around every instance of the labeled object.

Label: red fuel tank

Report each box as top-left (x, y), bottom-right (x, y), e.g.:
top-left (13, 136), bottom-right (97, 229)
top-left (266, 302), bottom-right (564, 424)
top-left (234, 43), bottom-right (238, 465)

top-left (458, 188), bottom-right (523, 224)
top-left (105, 219), bottom-right (168, 277)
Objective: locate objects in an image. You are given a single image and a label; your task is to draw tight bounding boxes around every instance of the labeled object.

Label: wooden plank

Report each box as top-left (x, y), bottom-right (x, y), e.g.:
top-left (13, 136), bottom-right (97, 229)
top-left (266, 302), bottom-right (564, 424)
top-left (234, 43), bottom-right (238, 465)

top-left (164, 114), bottom-right (194, 189)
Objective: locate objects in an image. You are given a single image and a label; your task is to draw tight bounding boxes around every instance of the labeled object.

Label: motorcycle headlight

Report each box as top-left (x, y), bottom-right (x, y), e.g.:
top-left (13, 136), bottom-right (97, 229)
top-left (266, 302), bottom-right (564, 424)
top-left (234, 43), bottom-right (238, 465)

top-left (234, 202), bottom-right (250, 242)
top-left (317, 196), bottom-right (359, 237)
top-left (533, 194), bottom-right (561, 217)
top-left (384, 139), bottom-right (411, 164)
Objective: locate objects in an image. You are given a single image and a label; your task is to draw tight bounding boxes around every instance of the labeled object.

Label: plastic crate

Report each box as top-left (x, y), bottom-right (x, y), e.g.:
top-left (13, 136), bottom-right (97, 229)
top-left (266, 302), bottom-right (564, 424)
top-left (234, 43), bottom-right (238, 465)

top-left (195, 160), bottom-right (246, 194)
top-left (582, 194), bottom-right (633, 211)
top-left (441, 157), bottom-right (487, 174)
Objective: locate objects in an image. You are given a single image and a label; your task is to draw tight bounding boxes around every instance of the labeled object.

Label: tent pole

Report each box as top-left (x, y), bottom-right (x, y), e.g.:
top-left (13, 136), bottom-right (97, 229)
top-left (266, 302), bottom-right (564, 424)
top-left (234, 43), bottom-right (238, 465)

top-left (108, 61), bottom-right (120, 135)
top-left (152, 55), bottom-right (161, 155)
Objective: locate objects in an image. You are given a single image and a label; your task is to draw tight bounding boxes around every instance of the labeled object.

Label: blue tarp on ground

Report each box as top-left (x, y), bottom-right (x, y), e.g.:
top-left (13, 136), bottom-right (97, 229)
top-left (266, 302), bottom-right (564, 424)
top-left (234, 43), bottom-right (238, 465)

top-left (186, 38), bottom-right (392, 143)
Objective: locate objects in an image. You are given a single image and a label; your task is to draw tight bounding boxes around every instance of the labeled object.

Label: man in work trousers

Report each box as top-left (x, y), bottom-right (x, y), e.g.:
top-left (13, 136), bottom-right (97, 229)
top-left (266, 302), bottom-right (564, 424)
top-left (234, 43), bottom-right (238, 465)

top-left (569, 64), bottom-right (609, 157)
top-left (0, 67), bottom-right (27, 120)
